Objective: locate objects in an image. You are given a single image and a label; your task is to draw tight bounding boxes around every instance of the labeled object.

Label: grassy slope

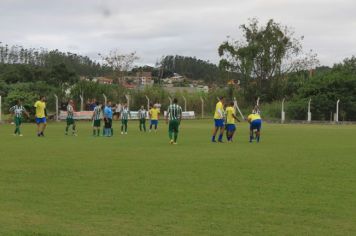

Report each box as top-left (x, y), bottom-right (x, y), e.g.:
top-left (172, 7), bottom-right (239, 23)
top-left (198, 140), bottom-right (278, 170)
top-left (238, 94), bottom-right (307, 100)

top-left (0, 120), bottom-right (355, 235)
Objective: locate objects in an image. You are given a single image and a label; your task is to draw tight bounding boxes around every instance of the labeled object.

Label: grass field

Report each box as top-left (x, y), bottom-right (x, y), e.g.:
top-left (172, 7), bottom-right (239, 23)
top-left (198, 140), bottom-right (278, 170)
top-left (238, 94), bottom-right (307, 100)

top-left (0, 120), bottom-right (355, 235)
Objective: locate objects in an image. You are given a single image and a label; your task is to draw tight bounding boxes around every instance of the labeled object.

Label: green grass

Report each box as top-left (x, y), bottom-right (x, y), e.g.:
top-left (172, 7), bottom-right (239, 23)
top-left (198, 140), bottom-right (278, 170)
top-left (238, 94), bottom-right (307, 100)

top-left (0, 120), bottom-right (355, 235)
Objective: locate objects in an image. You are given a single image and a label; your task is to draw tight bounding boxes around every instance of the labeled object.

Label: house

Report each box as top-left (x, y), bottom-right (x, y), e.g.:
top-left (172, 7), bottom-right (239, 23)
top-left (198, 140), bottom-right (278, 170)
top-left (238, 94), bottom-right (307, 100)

top-left (93, 77), bottom-right (113, 84)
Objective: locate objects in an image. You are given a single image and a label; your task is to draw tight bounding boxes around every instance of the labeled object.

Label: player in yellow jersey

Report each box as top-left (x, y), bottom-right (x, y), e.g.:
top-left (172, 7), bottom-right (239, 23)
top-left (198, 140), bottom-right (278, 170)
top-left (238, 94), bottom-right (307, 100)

top-left (225, 101), bottom-right (240, 142)
top-left (149, 105), bottom-right (160, 132)
top-left (211, 96), bottom-right (225, 142)
top-left (247, 109), bottom-right (262, 143)
top-left (34, 95), bottom-right (47, 137)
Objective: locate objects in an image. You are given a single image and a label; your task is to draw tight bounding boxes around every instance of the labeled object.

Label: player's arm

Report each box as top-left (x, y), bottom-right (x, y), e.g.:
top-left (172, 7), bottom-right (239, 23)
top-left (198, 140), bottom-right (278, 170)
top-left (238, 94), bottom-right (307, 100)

top-left (232, 114), bottom-right (240, 122)
top-left (23, 107), bottom-right (30, 118)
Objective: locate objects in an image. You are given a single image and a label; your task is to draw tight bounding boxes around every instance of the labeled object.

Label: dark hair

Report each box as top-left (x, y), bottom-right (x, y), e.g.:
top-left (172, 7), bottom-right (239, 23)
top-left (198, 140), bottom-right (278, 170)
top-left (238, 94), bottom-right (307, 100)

top-left (219, 96), bottom-right (224, 100)
top-left (173, 98), bottom-right (178, 104)
top-left (230, 101), bottom-right (234, 106)
top-left (96, 101), bottom-right (99, 106)
top-left (40, 95), bottom-right (45, 100)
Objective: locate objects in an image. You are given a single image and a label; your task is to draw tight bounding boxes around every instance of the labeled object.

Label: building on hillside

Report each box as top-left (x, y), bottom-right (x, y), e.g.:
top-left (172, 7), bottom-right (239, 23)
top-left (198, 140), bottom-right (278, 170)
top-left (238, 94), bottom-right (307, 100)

top-left (93, 77), bottom-right (113, 84)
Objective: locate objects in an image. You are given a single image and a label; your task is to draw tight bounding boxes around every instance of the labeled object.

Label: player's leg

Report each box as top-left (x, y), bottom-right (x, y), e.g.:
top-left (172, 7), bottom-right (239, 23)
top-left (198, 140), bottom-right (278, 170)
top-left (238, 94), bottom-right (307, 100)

top-left (139, 119), bottom-right (142, 131)
top-left (14, 117), bottom-right (19, 135)
top-left (218, 120), bottom-right (225, 142)
top-left (154, 120), bottom-right (158, 131)
top-left (256, 121), bottom-right (261, 142)
top-left (124, 120), bottom-right (128, 133)
top-left (143, 119), bottom-right (146, 132)
top-left (249, 128), bottom-right (254, 143)
top-left (168, 121), bottom-right (174, 144)
top-left (72, 120), bottom-right (76, 135)
top-left (121, 120), bottom-right (124, 134)
top-left (173, 120), bottom-right (179, 144)
top-left (211, 119), bottom-right (219, 142)
top-left (41, 119), bottom-right (47, 136)
top-left (65, 118), bottom-right (70, 135)
top-left (149, 120), bottom-right (153, 131)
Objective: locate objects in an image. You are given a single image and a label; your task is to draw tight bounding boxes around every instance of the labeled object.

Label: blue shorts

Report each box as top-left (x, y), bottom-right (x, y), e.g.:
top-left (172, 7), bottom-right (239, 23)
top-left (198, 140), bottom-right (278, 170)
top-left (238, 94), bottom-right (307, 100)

top-left (214, 119), bottom-right (224, 128)
top-left (151, 120), bottom-right (158, 125)
top-left (36, 117), bottom-right (47, 124)
top-left (250, 119), bottom-right (262, 131)
top-left (226, 124), bottom-right (236, 132)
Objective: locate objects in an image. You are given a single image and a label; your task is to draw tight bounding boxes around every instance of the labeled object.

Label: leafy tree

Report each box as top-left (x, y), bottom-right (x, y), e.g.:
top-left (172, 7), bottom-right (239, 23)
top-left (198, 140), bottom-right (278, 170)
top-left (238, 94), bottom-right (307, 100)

top-left (219, 18), bottom-right (319, 102)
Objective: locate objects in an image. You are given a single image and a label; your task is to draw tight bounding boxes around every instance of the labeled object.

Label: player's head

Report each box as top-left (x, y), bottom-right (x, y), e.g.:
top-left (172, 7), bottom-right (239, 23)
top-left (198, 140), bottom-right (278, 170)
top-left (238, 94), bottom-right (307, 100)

top-left (40, 95), bottom-right (46, 101)
top-left (219, 96), bottom-right (224, 102)
top-left (69, 99), bottom-right (73, 105)
top-left (173, 98), bottom-right (178, 104)
top-left (141, 105), bottom-right (144, 109)
top-left (107, 101), bottom-right (112, 106)
top-left (16, 100), bottom-right (22, 105)
top-left (230, 101), bottom-right (234, 107)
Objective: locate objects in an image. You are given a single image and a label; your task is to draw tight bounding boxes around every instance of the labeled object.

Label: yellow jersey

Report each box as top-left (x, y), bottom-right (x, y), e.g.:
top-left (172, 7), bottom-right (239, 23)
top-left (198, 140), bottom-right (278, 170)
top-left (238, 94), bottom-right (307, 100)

top-left (214, 101), bottom-right (224, 119)
top-left (248, 114), bottom-right (261, 122)
top-left (225, 106), bottom-right (236, 124)
top-left (34, 101), bottom-right (46, 118)
top-left (149, 108), bottom-right (160, 120)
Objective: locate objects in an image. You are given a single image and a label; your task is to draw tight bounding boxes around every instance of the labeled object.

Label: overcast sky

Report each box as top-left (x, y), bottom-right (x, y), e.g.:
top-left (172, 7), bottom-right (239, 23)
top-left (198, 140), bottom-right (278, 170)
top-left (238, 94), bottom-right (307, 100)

top-left (1, 0), bottom-right (355, 66)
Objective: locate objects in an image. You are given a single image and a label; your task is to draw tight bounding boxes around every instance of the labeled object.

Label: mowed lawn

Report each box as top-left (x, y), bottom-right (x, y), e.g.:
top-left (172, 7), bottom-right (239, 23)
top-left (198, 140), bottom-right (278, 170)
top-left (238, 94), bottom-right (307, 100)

top-left (0, 120), bottom-right (355, 236)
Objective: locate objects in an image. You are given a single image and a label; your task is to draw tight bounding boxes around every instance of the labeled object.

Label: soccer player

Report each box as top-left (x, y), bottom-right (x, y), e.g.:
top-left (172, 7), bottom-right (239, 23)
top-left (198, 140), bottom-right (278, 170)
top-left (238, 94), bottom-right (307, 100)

top-left (103, 101), bottom-right (113, 137)
top-left (92, 101), bottom-right (102, 137)
top-left (120, 104), bottom-right (131, 134)
top-left (247, 110), bottom-right (262, 143)
top-left (166, 98), bottom-right (183, 144)
top-left (211, 96), bottom-right (225, 142)
top-left (9, 100), bottom-right (29, 136)
top-left (138, 105), bottom-right (147, 132)
top-left (65, 99), bottom-right (77, 136)
top-left (149, 104), bottom-right (160, 132)
top-left (34, 96), bottom-right (47, 137)
top-left (225, 101), bottom-right (240, 142)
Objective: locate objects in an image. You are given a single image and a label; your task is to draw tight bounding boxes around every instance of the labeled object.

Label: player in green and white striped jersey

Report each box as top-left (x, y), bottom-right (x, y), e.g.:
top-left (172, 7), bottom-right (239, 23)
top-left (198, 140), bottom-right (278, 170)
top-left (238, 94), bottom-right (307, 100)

top-left (120, 104), bottom-right (131, 134)
top-left (65, 100), bottom-right (77, 136)
top-left (138, 105), bottom-right (147, 132)
top-left (92, 101), bottom-right (102, 136)
top-left (9, 100), bottom-right (29, 136)
top-left (166, 98), bottom-right (183, 144)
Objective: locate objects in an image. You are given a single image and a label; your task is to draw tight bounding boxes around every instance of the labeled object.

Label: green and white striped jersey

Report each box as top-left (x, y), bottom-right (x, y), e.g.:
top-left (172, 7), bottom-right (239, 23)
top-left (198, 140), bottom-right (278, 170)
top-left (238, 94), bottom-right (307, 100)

top-left (67, 104), bottom-right (74, 119)
top-left (167, 104), bottom-right (182, 121)
top-left (93, 106), bottom-right (101, 120)
top-left (9, 105), bottom-right (26, 118)
top-left (121, 108), bottom-right (131, 120)
top-left (138, 109), bottom-right (147, 119)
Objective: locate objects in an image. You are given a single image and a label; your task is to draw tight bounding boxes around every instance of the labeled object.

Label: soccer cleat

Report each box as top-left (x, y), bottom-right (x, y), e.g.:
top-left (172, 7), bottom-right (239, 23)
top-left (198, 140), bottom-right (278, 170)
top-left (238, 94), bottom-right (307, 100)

top-left (73, 133), bottom-right (78, 136)
top-left (211, 140), bottom-right (217, 143)
top-left (19, 134), bottom-right (23, 137)
top-left (173, 142), bottom-right (178, 145)
top-left (121, 132), bottom-right (124, 135)
top-left (170, 140), bottom-right (174, 144)
top-left (125, 132), bottom-right (127, 135)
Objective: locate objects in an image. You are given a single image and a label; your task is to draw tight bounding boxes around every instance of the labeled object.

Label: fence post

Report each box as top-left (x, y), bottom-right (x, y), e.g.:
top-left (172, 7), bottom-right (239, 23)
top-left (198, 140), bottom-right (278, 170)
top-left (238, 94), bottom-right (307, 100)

top-left (182, 96), bottom-right (187, 111)
top-left (103, 94), bottom-right (107, 106)
top-left (54, 94), bottom-right (59, 121)
top-left (233, 97), bottom-right (245, 120)
top-left (125, 94), bottom-right (130, 110)
top-left (335, 99), bottom-right (340, 122)
top-left (200, 97), bottom-right (204, 119)
top-left (256, 97), bottom-right (260, 106)
top-left (281, 98), bottom-right (285, 123)
top-left (145, 95), bottom-right (150, 111)
top-left (308, 98), bottom-right (312, 122)
top-left (79, 94), bottom-right (84, 111)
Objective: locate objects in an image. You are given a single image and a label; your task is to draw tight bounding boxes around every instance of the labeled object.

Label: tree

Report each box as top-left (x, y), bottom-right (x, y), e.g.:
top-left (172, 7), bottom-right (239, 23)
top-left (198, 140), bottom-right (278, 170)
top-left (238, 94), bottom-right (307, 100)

top-left (99, 50), bottom-right (139, 82)
top-left (219, 18), bottom-right (319, 102)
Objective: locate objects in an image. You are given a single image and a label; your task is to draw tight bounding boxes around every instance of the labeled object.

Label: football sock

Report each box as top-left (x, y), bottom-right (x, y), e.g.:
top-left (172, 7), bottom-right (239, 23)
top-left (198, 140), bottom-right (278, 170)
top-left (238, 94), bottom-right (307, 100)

top-left (97, 129), bottom-right (100, 136)
top-left (169, 131), bottom-right (173, 140)
top-left (174, 133), bottom-right (178, 143)
top-left (218, 134), bottom-right (223, 141)
top-left (93, 130), bottom-right (96, 136)
top-left (211, 135), bottom-right (216, 141)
